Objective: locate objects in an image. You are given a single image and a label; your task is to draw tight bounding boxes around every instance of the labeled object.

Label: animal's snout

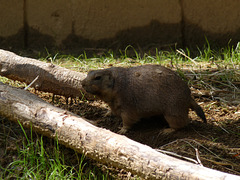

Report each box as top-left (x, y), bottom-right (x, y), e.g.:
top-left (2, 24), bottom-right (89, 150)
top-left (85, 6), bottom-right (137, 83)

top-left (81, 79), bottom-right (87, 88)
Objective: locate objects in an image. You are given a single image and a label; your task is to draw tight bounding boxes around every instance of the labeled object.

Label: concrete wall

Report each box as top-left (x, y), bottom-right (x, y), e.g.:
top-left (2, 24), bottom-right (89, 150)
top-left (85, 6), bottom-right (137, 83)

top-left (182, 0), bottom-right (240, 47)
top-left (1, 0), bottom-right (240, 51)
top-left (0, 0), bottom-right (25, 48)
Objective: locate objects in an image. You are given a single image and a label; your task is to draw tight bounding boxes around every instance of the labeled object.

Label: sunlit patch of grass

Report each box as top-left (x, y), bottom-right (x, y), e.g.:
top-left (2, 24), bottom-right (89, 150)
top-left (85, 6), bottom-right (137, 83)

top-left (0, 76), bottom-right (27, 88)
top-left (39, 41), bottom-right (239, 73)
top-left (0, 121), bottom-right (110, 179)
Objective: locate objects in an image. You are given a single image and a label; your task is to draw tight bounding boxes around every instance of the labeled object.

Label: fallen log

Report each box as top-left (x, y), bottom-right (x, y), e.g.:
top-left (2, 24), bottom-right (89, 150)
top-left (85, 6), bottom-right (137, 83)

top-left (0, 82), bottom-right (239, 179)
top-left (0, 49), bottom-right (87, 98)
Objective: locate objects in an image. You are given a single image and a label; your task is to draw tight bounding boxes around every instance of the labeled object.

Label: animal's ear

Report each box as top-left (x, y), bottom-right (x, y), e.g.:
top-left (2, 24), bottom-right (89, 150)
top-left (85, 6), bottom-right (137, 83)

top-left (104, 71), bottom-right (114, 88)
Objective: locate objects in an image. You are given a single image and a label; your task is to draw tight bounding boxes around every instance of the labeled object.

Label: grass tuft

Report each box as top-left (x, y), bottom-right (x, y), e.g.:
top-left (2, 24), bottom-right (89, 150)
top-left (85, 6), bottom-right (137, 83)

top-left (0, 121), bottom-right (110, 180)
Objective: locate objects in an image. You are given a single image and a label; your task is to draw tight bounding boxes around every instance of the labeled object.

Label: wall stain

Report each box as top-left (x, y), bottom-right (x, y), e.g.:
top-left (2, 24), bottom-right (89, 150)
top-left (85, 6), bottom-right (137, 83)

top-left (179, 0), bottom-right (186, 47)
top-left (23, 0), bottom-right (28, 48)
top-left (62, 20), bottom-right (181, 51)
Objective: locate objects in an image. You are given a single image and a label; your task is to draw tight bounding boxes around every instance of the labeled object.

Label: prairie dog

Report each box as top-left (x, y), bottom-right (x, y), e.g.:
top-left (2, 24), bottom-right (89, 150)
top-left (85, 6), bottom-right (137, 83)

top-left (82, 65), bottom-right (206, 134)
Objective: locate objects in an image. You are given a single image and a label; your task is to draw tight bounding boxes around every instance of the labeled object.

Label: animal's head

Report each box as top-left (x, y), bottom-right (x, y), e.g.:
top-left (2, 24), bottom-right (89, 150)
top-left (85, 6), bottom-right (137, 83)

top-left (81, 69), bottom-right (114, 96)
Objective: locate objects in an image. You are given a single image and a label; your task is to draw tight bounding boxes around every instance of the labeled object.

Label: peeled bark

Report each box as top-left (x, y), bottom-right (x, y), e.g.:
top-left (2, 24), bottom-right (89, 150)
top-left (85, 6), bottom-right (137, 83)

top-left (0, 82), bottom-right (239, 180)
top-left (0, 49), bottom-right (87, 98)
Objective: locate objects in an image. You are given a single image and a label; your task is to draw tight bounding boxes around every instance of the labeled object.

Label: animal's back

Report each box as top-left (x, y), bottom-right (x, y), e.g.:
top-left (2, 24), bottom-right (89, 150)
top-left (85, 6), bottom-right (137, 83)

top-left (115, 65), bottom-right (192, 117)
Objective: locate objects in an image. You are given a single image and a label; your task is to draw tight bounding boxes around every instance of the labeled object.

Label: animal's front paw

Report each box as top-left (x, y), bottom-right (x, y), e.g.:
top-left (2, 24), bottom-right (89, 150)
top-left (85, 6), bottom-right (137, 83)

top-left (104, 109), bottom-right (113, 117)
top-left (117, 127), bottom-right (128, 135)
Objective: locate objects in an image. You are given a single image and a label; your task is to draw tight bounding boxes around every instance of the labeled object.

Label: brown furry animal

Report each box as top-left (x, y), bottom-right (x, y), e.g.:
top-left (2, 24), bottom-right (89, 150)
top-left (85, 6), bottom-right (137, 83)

top-left (82, 65), bottom-right (206, 134)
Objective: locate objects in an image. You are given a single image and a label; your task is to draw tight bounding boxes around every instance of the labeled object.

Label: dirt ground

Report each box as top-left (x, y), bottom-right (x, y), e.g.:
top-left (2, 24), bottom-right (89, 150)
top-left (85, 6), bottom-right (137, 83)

top-left (65, 98), bottom-right (240, 175)
top-left (1, 65), bottom-right (240, 178)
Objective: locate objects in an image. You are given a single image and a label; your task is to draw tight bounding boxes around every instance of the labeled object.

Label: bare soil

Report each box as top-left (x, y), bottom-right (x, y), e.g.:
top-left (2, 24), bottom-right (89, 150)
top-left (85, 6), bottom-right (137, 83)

top-left (1, 65), bottom-right (240, 179)
top-left (63, 97), bottom-right (240, 176)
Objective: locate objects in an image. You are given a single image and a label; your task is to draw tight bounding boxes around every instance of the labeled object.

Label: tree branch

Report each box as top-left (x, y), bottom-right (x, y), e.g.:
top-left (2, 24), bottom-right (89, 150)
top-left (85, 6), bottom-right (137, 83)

top-left (0, 49), bottom-right (88, 98)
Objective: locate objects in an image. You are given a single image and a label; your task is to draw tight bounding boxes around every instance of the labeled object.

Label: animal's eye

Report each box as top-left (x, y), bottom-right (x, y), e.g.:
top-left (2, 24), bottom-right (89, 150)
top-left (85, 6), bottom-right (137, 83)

top-left (94, 76), bottom-right (101, 80)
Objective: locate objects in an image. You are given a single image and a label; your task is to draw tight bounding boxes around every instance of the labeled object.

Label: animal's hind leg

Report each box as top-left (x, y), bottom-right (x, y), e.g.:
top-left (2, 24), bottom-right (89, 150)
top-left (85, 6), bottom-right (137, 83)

top-left (164, 114), bottom-right (189, 130)
top-left (159, 115), bottom-right (189, 135)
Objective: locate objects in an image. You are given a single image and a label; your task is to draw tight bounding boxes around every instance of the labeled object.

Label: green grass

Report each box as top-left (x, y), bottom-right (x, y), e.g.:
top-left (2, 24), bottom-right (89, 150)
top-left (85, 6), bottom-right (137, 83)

top-left (39, 43), bottom-right (240, 72)
top-left (0, 121), bottom-right (110, 180)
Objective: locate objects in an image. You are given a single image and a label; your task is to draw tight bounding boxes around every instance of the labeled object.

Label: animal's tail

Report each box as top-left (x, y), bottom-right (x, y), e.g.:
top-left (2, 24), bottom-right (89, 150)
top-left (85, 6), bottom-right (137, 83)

top-left (190, 97), bottom-right (207, 123)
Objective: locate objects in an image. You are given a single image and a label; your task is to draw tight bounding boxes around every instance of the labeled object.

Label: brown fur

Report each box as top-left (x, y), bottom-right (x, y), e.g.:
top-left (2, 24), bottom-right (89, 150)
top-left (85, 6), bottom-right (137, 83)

top-left (82, 65), bottom-right (206, 134)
